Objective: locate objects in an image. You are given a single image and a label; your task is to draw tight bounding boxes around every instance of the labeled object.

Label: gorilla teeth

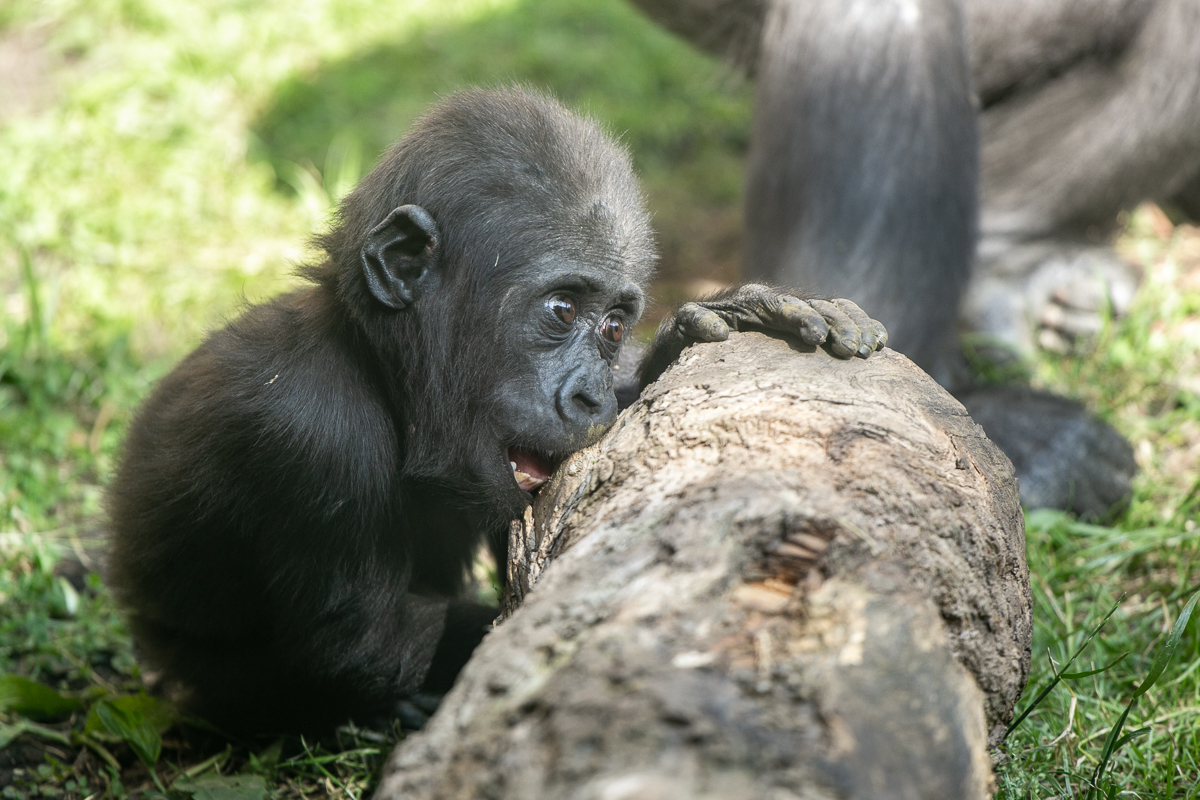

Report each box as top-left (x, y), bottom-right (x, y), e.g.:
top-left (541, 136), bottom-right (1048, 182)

top-left (511, 461), bottom-right (547, 492)
top-left (508, 447), bottom-right (552, 492)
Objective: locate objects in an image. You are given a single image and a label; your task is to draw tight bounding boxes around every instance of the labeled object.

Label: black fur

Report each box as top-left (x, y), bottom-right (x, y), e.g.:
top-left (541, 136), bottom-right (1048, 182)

top-left (633, 0), bottom-right (1200, 380)
top-left (107, 88), bottom-right (656, 733)
top-left (629, 0), bottom-right (1187, 518)
top-left (743, 0), bottom-right (979, 386)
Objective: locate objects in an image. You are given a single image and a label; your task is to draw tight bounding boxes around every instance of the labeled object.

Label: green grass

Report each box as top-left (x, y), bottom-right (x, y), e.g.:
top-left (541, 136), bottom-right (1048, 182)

top-left (1, 0), bottom-right (1198, 797)
top-left (988, 215), bottom-right (1200, 798)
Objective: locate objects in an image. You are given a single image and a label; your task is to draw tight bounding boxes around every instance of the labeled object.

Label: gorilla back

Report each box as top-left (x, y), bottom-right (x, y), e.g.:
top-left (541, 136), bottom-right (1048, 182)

top-left (106, 88), bottom-right (657, 733)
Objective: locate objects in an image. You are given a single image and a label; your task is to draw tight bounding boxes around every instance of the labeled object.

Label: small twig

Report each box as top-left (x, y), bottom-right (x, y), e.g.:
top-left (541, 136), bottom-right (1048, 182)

top-left (59, 649), bottom-right (120, 694)
top-left (67, 530), bottom-right (95, 570)
top-left (179, 745), bottom-right (231, 778)
top-left (76, 732), bottom-right (121, 772)
top-left (1047, 693), bottom-right (1077, 746)
top-left (88, 399), bottom-right (117, 455)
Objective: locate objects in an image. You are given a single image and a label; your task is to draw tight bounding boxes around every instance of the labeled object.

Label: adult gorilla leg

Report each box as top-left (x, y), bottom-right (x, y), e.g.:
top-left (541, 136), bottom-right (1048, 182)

top-left (978, 0), bottom-right (1200, 238)
top-left (964, 0), bottom-right (1156, 106)
top-left (735, 0), bottom-right (1141, 518)
top-left (743, 0), bottom-right (978, 386)
top-left (629, 0), bottom-right (1138, 518)
top-left (965, 0), bottom-right (1200, 352)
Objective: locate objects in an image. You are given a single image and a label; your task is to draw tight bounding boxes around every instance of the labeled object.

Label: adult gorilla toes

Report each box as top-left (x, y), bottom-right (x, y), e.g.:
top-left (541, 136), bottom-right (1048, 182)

top-left (957, 386), bottom-right (1137, 521)
top-left (963, 239), bottom-right (1142, 357)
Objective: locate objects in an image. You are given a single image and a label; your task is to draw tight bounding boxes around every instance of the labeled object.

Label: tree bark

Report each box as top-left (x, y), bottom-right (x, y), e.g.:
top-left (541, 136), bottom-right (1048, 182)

top-left (376, 333), bottom-right (1032, 800)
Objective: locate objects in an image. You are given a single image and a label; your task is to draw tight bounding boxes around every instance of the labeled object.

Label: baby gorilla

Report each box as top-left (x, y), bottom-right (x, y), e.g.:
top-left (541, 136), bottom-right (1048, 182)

top-left (107, 87), bottom-right (886, 734)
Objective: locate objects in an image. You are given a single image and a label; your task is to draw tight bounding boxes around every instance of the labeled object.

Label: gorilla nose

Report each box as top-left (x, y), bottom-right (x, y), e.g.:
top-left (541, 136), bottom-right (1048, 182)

top-left (557, 365), bottom-right (617, 432)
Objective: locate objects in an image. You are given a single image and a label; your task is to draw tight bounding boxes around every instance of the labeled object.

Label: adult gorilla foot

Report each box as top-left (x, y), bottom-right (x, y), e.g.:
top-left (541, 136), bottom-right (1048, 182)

top-left (957, 386), bottom-right (1136, 521)
top-left (962, 238), bottom-right (1141, 356)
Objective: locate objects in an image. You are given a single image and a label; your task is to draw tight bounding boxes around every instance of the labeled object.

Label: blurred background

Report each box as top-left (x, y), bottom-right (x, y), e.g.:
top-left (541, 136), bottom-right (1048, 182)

top-left (1, 0), bottom-right (757, 539)
top-left (1, 0), bottom-right (1198, 797)
top-left (1, 0), bottom-right (758, 548)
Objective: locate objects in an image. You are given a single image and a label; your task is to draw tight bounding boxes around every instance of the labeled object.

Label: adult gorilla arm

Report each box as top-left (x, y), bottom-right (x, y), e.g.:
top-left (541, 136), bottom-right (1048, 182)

top-left (632, 0), bottom-right (1200, 336)
top-left (976, 0), bottom-right (1200, 239)
top-left (627, 0), bottom-right (1143, 520)
top-left (634, 0), bottom-right (977, 385)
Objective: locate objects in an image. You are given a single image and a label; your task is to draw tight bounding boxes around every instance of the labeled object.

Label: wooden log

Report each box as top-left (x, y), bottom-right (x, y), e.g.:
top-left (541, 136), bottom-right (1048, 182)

top-left (377, 332), bottom-right (1032, 800)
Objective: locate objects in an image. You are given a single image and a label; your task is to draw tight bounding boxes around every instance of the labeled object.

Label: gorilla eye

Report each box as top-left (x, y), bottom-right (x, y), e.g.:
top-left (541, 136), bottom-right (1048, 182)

top-left (600, 315), bottom-right (624, 343)
top-left (548, 296), bottom-right (576, 324)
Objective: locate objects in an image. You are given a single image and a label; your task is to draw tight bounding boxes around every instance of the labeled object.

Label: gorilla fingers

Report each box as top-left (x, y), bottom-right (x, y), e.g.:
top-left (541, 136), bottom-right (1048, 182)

top-left (638, 284), bottom-right (888, 392)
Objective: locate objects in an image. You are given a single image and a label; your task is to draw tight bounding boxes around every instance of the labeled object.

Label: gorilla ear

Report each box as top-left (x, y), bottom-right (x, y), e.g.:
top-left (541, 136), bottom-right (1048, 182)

top-left (361, 205), bottom-right (440, 310)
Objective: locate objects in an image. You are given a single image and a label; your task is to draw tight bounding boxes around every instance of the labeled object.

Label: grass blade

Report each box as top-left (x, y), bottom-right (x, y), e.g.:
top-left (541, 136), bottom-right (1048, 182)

top-left (1130, 590), bottom-right (1199, 700)
top-left (1086, 590), bottom-right (1199, 799)
top-left (1006, 596), bottom-right (1124, 737)
top-left (1060, 651), bottom-right (1129, 679)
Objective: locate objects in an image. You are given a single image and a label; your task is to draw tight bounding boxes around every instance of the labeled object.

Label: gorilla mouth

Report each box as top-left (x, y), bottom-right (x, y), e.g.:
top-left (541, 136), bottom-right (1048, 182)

top-left (508, 446), bottom-right (554, 492)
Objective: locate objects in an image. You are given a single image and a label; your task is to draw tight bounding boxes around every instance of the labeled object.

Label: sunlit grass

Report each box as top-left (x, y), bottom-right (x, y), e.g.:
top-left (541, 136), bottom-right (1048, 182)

top-left (0, 0), bottom-right (751, 537)
top-left (995, 216), bottom-right (1200, 798)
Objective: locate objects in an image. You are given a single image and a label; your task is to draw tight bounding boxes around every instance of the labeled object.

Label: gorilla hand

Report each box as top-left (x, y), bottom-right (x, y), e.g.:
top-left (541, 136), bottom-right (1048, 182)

top-left (676, 284), bottom-right (888, 358)
top-left (634, 284), bottom-right (888, 398)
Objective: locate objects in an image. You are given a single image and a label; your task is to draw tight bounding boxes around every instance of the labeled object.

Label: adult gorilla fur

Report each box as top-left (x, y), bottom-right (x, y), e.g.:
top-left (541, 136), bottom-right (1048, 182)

top-left (627, 0), bottom-right (1185, 519)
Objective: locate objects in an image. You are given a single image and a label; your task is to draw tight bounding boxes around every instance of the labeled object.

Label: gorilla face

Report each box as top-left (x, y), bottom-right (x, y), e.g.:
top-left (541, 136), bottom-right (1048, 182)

top-left (488, 252), bottom-right (645, 498)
